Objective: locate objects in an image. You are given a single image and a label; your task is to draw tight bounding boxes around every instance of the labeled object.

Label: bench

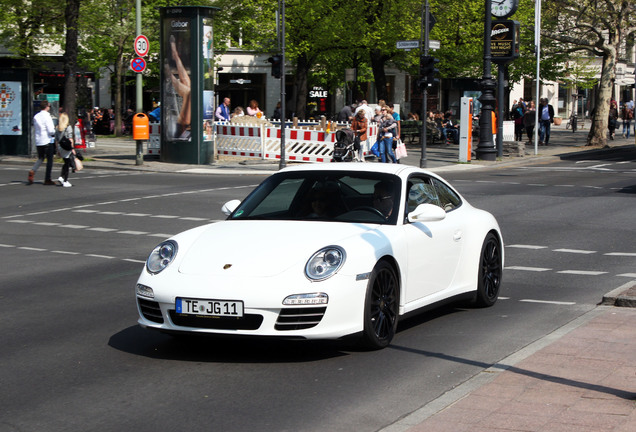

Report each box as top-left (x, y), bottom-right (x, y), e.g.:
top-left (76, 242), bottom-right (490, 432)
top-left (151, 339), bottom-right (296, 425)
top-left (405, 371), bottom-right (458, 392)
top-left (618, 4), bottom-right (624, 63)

top-left (400, 120), bottom-right (421, 144)
top-left (400, 120), bottom-right (445, 145)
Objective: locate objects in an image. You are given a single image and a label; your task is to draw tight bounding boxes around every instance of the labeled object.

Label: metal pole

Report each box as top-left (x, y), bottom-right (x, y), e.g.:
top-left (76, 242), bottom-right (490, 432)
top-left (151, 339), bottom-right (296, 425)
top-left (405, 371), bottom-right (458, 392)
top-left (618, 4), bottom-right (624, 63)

top-left (476, 0), bottom-right (497, 160)
top-left (419, 1), bottom-right (429, 168)
top-left (534, 0), bottom-right (541, 155)
top-left (279, 0), bottom-right (286, 170)
top-left (497, 64), bottom-right (504, 158)
top-left (135, 0), bottom-right (143, 165)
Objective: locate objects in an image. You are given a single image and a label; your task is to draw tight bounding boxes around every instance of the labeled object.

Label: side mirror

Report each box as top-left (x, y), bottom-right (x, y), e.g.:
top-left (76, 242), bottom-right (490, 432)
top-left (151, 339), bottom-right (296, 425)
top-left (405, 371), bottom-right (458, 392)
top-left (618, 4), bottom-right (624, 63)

top-left (221, 199), bottom-right (241, 216)
top-left (408, 203), bottom-right (446, 223)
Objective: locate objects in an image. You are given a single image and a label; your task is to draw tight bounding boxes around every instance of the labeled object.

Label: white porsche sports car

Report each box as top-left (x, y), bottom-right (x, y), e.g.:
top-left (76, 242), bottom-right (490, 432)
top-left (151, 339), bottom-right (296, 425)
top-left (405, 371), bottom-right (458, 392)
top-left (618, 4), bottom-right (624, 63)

top-left (135, 163), bottom-right (503, 349)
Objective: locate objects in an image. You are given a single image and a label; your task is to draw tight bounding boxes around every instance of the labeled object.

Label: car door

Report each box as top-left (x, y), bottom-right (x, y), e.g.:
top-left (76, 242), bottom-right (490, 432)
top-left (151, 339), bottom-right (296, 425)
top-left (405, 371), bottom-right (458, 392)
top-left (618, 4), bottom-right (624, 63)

top-left (402, 176), bottom-right (465, 303)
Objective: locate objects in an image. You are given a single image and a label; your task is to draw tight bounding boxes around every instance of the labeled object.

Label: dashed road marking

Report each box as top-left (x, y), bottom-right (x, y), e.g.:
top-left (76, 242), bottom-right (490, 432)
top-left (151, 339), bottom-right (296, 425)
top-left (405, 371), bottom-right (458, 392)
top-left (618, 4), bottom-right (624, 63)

top-left (505, 266), bottom-right (552, 272)
top-left (557, 270), bottom-right (607, 276)
top-left (519, 299), bottom-right (577, 306)
top-left (553, 248), bottom-right (596, 254)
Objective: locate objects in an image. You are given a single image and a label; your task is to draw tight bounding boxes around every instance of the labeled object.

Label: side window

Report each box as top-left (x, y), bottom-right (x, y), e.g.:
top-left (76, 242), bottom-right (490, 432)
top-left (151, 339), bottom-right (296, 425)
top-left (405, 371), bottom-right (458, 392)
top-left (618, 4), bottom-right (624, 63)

top-left (431, 178), bottom-right (462, 212)
top-left (406, 177), bottom-right (440, 213)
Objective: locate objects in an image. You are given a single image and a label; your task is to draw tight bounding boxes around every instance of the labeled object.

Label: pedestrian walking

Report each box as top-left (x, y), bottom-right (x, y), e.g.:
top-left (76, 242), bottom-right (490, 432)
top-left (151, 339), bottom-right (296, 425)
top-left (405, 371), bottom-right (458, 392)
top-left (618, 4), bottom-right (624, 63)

top-left (523, 100), bottom-right (536, 145)
top-left (55, 112), bottom-right (76, 187)
top-left (538, 98), bottom-right (554, 146)
top-left (28, 100), bottom-right (56, 185)
top-left (608, 100), bottom-right (619, 140)
top-left (511, 100), bottom-right (525, 141)
top-left (378, 108), bottom-right (397, 163)
top-left (351, 109), bottom-right (368, 162)
top-left (621, 102), bottom-right (632, 139)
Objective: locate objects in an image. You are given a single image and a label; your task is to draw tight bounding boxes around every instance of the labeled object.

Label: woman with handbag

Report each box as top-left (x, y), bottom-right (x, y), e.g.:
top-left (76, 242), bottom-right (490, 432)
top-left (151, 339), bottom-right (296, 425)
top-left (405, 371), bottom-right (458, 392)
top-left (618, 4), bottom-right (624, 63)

top-left (351, 109), bottom-right (368, 161)
top-left (56, 113), bottom-right (76, 187)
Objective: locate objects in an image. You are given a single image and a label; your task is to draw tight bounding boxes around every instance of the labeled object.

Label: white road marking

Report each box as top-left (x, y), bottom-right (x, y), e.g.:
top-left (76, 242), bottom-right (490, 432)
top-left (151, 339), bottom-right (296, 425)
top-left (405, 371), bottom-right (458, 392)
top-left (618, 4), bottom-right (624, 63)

top-left (553, 248), bottom-right (596, 254)
top-left (519, 299), bottom-right (577, 305)
top-left (605, 252), bottom-right (636, 257)
top-left (617, 273), bottom-right (636, 278)
top-left (557, 270), bottom-right (607, 276)
top-left (117, 230), bottom-right (149, 236)
top-left (505, 266), bottom-right (552, 272)
top-left (507, 244), bottom-right (548, 249)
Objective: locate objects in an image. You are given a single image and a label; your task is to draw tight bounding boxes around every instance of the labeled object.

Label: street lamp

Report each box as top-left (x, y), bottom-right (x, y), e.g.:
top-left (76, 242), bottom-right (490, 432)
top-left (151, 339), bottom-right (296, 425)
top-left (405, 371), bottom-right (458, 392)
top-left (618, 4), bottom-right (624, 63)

top-left (476, 0), bottom-right (497, 161)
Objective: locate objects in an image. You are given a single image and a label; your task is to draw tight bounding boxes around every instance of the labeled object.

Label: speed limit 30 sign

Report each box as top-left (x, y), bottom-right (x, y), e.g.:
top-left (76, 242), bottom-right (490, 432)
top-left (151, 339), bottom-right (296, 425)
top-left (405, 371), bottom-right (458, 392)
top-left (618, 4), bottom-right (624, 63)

top-left (134, 35), bottom-right (149, 57)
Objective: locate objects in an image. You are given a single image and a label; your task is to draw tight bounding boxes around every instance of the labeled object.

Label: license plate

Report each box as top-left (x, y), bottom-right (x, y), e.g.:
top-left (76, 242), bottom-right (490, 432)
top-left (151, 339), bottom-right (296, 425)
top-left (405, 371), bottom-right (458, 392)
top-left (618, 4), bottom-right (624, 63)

top-left (176, 298), bottom-right (244, 317)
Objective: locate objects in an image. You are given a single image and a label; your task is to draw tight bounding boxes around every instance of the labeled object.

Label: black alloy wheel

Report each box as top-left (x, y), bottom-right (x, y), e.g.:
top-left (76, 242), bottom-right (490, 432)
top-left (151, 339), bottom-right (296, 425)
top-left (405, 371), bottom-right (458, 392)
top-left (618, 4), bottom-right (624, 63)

top-left (362, 261), bottom-right (399, 349)
top-left (475, 232), bottom-right (502, 307)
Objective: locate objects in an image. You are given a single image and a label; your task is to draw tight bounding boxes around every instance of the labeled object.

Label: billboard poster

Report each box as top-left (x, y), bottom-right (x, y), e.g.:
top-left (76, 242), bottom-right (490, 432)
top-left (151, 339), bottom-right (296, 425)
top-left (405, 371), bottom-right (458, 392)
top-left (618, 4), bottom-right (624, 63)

top-left (202, 18), bottom-right (215, 143)
top-left (162, 16), bottom-right (192, 141)
top-left (0, 82), bottom-right (22, 135)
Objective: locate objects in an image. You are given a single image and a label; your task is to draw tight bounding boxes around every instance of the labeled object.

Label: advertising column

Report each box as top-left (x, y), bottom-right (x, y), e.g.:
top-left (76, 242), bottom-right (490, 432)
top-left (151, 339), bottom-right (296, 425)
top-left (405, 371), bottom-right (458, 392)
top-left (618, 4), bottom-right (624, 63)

top-left (160, 6), bottom-right (218, 164)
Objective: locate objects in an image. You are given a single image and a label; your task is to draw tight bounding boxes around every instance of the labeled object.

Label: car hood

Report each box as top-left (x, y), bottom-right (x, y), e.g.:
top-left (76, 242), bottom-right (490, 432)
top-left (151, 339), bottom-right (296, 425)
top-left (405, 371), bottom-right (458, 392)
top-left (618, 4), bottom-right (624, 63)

top-left (177, 220), bottom-right (374, 277)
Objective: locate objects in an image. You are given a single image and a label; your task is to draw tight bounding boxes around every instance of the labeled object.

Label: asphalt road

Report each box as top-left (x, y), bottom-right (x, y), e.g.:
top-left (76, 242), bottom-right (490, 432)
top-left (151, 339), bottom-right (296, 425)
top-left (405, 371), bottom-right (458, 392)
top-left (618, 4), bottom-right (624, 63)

top-left (1, 149), bottom-right (634, 432)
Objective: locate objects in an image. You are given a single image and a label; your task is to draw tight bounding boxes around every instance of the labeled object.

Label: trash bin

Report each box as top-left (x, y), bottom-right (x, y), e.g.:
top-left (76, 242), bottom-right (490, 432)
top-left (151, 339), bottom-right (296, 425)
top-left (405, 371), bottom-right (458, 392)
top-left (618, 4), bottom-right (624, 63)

top-left (133, 113), bottom-right (150, 140)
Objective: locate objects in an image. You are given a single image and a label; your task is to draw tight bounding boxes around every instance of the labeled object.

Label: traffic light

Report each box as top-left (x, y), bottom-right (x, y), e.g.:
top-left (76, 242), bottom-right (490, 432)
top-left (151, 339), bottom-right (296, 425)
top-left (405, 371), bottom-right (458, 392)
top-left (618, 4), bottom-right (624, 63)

top-left (418, 55), bottom-right (440, 87)
top-left (268, 54), bottom-right (282, 79)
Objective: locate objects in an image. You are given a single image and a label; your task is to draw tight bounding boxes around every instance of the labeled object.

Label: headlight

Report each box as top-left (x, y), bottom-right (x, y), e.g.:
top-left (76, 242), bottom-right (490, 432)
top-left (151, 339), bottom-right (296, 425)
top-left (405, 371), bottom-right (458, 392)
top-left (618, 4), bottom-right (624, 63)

top-left (305, 246), bottom-right (345, 281)
top-left (146, 240), bottom-right (178, 274)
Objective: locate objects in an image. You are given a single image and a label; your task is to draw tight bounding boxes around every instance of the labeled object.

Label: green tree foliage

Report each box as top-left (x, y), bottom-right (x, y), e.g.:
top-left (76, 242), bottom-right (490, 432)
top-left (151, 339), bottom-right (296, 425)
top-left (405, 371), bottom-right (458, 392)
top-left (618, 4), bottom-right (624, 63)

top-left (541, 0), bottom-right (636, 146)
top-left (0, 0), bottom-right (65, 66)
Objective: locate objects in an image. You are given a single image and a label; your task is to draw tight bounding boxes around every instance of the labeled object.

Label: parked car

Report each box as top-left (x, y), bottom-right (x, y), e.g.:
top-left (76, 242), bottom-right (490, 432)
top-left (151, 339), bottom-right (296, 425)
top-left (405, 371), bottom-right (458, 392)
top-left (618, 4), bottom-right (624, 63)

top-left (135, 163), bottom-right (503, 349)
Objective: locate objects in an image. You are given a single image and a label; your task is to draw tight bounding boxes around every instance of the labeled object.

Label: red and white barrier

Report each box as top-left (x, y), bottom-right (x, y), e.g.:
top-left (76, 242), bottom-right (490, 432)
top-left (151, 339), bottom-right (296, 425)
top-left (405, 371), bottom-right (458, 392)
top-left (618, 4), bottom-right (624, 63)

top-left (147, 120), bottom-right (379, 162)
top-left (216, 122), bottom-right (378, 163)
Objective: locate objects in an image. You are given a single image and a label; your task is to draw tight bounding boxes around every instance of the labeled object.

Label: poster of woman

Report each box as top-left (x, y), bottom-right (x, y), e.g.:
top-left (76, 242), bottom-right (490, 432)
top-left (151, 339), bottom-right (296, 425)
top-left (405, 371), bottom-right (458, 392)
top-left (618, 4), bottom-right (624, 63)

top-left (162, 18), bottom-right (192, 141)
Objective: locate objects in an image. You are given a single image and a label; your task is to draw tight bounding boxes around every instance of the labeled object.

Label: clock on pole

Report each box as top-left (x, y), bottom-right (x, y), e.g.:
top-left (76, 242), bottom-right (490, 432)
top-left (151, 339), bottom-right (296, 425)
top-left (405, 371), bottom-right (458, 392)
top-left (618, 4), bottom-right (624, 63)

top-left (491, 0), bottom-right (519, 18)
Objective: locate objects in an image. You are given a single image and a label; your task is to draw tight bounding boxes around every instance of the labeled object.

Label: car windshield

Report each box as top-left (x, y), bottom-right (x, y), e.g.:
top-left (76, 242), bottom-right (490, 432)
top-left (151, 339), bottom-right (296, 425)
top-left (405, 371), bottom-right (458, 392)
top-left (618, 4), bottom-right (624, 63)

top-left (229, 171), bottom-right (401, 224)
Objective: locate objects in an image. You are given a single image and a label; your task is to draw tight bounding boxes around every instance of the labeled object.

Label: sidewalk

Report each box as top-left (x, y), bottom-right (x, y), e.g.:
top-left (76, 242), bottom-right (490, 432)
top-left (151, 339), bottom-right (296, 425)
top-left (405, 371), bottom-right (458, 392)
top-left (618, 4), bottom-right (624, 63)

top-left (388, 305), bottom-right (636, 432)
top-left (2, 122), bottom-right (633, 174)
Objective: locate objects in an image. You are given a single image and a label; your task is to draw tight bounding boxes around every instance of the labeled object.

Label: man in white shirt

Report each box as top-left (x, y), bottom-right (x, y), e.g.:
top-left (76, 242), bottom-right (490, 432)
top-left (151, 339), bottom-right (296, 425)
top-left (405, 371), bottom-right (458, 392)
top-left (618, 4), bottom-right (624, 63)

top-left (29, 101), bottom-right (56, 185)
top-left (354, 100), bottom-right (374, 124)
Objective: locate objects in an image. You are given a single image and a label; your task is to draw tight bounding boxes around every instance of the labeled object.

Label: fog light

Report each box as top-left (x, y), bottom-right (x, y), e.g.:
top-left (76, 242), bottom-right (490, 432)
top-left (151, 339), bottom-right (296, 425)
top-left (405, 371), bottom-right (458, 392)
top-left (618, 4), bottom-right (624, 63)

top-left (136, 284), bottom-right (154, 298)
top-left (283, 293), bottom-right (328, 305)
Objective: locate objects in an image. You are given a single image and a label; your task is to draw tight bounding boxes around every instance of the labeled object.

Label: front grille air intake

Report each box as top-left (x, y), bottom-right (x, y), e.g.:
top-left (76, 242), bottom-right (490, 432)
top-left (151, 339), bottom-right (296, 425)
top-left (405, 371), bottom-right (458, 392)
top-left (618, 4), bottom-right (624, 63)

top-left (275, 307), bottom-right (327, 330)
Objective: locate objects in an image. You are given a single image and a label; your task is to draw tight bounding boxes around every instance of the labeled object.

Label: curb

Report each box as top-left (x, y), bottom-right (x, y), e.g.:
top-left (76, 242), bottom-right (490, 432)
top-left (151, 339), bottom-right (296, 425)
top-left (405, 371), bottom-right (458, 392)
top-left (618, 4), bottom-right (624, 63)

top-left (601, 280), bottom-right (636, 307)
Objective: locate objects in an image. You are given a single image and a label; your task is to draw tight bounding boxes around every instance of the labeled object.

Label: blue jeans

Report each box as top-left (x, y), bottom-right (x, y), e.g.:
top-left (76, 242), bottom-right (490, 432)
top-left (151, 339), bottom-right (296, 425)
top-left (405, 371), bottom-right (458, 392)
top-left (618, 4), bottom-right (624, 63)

top-left (622, 120), bottom-right (631, 138)
top-left (539, 119), bottom-right (551, 144)
top-left (380, 136), bottom-right (397, 163)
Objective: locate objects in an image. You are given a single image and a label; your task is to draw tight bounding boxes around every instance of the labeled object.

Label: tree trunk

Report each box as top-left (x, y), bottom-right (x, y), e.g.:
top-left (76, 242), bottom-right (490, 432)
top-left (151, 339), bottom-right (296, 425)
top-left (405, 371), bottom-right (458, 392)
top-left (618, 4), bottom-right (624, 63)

top-left (370, 49), bottom-right (389, 103)
top-left (294, 54), bottom-right (310, 119)
top-left (114, 50), bottom-right (125, 137)
top-left (63, 0), bottom-right (80, 127)
top-left (587, 50), bottom-right (617, 147)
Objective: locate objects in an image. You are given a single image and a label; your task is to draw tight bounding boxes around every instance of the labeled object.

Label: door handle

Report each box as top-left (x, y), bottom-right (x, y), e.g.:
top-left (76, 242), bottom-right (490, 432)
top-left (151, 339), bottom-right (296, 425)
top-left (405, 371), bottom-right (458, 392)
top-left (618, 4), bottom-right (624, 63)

top-left (453, 231), bottom-right (462, 241)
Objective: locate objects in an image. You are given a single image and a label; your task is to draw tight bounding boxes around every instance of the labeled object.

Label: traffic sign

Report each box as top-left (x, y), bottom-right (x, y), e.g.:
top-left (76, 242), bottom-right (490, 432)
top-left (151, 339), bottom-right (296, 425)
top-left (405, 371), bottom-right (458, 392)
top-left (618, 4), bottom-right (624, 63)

top-left (130, 57), bottom-right (147, 73)
top-left (396, 40), bottom-right (419, 50)
top-left (134, 35), bottom-right (149, 57)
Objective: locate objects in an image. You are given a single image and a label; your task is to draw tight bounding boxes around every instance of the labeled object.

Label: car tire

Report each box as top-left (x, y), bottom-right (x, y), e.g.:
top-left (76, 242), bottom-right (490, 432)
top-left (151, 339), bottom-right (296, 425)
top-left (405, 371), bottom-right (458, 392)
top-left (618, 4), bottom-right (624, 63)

top-left (361, 260), bottom-right (399, 349)
top-left (474, 232), bottom-right (502, 307)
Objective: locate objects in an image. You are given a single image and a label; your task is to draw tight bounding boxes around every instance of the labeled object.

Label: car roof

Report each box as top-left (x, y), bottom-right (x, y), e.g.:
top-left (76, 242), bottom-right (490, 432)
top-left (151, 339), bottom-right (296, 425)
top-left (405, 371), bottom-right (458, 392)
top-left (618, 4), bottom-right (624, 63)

top-left (280, 162), bottom-right (435, 178)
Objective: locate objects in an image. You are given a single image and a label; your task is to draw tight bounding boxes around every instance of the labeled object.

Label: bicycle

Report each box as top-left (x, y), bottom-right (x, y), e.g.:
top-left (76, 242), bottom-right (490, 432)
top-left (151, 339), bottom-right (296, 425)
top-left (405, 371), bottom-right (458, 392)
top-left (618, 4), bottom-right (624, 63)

top-left (565, 114), bottom-right (578, 132)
